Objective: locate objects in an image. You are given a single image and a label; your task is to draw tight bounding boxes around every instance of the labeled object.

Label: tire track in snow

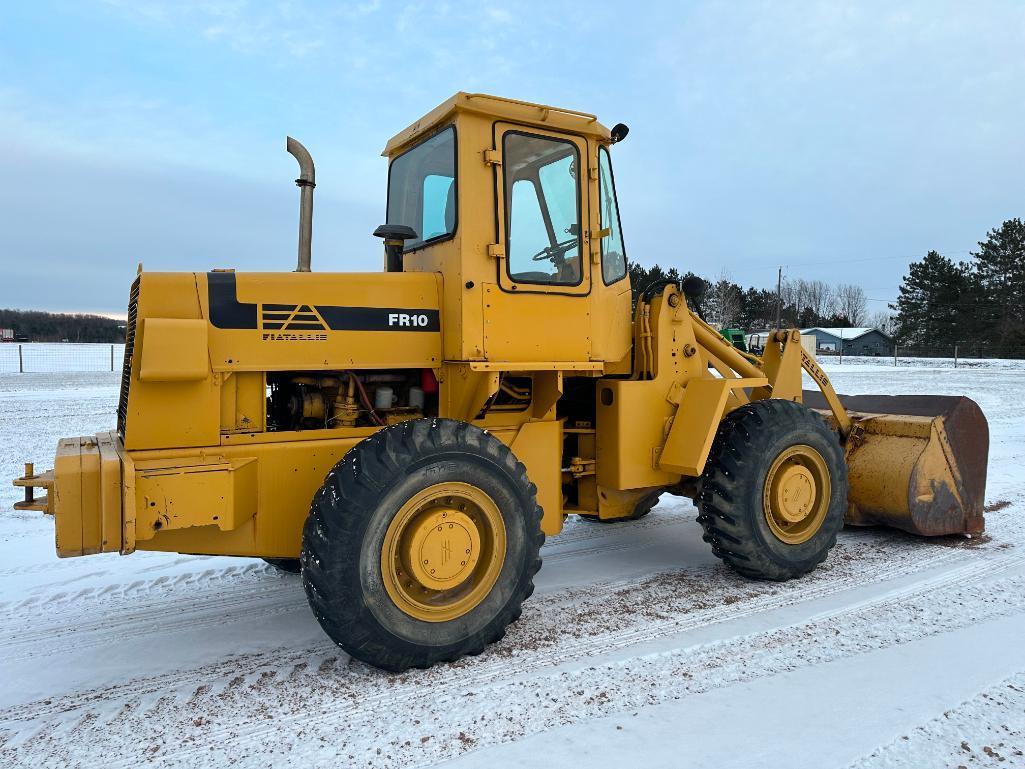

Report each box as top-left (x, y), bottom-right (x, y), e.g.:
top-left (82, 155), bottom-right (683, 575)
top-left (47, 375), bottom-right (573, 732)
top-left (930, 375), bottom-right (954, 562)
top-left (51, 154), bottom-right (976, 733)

top-left (1, 511), bottom-right (1017, 750)
top-left (136, 551), bottom-right (1025, 769)
top-left (0, 518), bottom-right (679, 655)
top-left (0, 529), bottom-right (989, 737)
top-left (0, 510), bottom-right (677, 604)
top-left (846, 669), bottom-right (1025, 768)
top-left (5, 539), bottom-right (1023, 769)
top-left (0, 511), bottom-right (697, 664)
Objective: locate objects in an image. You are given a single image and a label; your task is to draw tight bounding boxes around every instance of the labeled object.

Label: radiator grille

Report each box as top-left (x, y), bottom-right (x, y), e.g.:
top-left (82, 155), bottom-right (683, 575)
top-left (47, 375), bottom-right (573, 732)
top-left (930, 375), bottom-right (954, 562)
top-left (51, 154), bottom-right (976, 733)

top-left (117, 278), bottom-right (140, 440)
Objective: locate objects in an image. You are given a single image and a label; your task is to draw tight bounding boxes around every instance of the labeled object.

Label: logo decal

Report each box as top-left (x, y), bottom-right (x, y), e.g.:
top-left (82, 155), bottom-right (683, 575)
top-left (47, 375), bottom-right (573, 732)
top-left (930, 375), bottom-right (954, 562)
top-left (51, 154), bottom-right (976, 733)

top-left (261, 304), bottom-right (327, 331)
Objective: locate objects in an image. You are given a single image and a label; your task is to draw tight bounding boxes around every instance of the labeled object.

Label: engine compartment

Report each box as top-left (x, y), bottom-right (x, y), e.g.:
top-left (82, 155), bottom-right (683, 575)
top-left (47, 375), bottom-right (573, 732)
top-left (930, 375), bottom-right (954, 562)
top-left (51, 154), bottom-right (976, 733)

top-left (267, 369), bottom-right (438, 431)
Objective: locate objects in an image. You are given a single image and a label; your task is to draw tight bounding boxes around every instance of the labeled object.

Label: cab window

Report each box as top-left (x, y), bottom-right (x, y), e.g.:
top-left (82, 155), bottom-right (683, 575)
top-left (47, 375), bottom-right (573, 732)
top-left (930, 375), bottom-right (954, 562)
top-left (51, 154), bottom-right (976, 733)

top-left (503, 132), bottom-right (582, 285)
top-left (386, 127), bottom-right (456, 251)
top-left (598, 147), bottom-right (627, 284)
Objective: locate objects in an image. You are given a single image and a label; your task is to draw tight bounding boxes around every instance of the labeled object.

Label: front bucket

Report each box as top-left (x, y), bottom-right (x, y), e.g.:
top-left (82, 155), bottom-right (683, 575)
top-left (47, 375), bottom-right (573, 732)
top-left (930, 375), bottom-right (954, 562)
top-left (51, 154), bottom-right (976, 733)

top-left (804, 393), bottom-right (989, 537)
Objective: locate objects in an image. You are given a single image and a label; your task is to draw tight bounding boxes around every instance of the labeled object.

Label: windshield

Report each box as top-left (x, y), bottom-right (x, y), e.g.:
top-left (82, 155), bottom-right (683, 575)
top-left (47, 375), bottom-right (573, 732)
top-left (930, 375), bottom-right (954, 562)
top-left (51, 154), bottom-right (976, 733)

top-left (386, 127), bottom-right (456, 251)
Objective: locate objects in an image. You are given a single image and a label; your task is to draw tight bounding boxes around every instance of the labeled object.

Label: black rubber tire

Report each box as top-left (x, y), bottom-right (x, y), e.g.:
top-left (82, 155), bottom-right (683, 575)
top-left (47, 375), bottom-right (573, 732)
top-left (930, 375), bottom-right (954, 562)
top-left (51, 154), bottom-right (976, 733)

top-left (301, 418), bottom-right (544, 672)
top-left (577, 491), bottom-right (661, 523)
top-left (263, 558), bottom-right (301, 574)
top-left (696, 400), bottom-right (847, 581)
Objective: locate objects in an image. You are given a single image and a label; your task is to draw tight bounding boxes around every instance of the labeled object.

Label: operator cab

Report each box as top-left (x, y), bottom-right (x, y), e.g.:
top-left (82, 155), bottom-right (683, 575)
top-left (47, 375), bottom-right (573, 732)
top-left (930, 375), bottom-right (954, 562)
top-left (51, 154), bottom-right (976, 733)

top-left (378, 93), bottom-right (632, 366)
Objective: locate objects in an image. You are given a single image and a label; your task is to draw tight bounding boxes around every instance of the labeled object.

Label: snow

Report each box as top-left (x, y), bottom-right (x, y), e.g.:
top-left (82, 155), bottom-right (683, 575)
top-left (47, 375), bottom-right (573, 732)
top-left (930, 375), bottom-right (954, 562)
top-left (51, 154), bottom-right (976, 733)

top-left (1, 360), bottom-right (1024, 768)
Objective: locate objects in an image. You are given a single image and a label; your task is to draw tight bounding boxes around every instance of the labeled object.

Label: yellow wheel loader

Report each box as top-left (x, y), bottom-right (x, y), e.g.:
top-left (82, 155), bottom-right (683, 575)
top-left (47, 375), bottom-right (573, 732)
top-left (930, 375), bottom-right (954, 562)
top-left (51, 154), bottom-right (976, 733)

top-left (14, 93), bottom-right (988, 672)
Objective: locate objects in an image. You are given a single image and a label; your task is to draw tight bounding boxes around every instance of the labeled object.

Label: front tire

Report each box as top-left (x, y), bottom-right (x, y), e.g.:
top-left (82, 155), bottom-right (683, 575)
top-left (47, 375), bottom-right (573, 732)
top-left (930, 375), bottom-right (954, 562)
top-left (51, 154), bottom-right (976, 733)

top-left (696, 400), bottom-right (847, 581)
top-left (301, 418), bottom-right (544, 672)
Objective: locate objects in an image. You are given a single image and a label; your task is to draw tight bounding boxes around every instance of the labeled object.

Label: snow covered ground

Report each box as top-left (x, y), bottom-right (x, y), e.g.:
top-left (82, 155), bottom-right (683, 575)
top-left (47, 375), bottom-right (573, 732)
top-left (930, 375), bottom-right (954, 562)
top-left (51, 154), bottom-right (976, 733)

top-left (0, 361), bottom-right (1023, 768)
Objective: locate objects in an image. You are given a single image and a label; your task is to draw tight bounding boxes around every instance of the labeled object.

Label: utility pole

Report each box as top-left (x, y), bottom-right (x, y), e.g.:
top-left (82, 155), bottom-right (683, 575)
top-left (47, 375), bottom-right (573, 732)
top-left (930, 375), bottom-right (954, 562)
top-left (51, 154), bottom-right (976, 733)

top-left (774, 266), bottom-right (782, 330)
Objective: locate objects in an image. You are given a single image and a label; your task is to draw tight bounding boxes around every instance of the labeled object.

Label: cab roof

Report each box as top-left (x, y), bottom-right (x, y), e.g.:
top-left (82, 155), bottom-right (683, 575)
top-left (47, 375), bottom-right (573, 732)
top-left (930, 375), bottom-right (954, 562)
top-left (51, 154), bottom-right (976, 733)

top-left (382, 92), bottom-right (612, 157)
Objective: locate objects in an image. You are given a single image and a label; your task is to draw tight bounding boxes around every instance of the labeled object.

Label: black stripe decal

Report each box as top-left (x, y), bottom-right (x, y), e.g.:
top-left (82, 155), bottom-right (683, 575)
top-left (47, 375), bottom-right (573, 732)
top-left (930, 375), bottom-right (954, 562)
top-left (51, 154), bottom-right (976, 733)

top-left (207, 272), bottom-right (439, 332)
top-left (208, 272), bottom-right (257, 330)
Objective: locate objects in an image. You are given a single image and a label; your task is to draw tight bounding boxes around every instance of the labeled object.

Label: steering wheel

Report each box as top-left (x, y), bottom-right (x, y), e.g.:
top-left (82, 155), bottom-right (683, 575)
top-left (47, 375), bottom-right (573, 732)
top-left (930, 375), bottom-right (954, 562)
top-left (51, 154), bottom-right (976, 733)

top-left (531, 236), bottom-right (578, 262)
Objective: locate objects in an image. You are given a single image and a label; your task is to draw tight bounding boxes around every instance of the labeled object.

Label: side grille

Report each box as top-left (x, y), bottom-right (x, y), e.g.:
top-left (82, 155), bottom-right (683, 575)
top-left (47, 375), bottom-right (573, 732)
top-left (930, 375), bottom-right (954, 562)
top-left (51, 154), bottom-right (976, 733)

top-left (117, 278), bottom-right (140, 440)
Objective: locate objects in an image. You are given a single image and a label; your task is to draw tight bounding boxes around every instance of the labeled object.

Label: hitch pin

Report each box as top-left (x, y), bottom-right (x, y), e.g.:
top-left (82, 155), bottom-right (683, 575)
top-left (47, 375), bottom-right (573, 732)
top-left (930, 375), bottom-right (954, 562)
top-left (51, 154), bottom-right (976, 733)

top-left (23, 462), bottom-right (36, 506)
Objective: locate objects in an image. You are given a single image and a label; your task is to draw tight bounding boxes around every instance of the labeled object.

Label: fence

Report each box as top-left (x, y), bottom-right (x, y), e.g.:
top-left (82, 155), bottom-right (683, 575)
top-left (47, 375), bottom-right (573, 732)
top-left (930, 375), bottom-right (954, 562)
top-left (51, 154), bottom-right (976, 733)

top-left (0, 344), bottom-right (126, 373)
top-left (817, 343), bottom-right (1025, 368)
top-left (3, 341), bottom-right (1022, 374)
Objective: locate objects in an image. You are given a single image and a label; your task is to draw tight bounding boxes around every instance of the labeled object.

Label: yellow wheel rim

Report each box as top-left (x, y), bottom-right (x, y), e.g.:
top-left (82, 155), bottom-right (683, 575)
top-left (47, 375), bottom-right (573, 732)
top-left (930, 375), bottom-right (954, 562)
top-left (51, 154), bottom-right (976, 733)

top-left (381, 482), bottom-right (507, 623)
top-left (762, 444), bottom-right (831, 545)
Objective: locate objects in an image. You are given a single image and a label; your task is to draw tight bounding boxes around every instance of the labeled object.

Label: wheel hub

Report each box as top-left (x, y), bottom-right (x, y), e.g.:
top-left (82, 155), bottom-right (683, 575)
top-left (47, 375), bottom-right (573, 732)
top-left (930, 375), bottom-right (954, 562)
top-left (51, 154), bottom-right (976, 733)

top-left (762, 444), bottom-right (831, 545)
top-left (381, 482), bottom-right (507, 623)
top-left (772, 465), bottom-right (818, 523)
top-left (405, 509), bottom-right (480, 590)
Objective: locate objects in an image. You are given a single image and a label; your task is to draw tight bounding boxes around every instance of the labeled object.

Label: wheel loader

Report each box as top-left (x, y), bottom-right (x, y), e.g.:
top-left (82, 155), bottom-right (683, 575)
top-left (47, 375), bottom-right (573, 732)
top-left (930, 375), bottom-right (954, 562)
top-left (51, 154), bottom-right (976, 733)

top-left (14, 93), bottom-right (989, 672)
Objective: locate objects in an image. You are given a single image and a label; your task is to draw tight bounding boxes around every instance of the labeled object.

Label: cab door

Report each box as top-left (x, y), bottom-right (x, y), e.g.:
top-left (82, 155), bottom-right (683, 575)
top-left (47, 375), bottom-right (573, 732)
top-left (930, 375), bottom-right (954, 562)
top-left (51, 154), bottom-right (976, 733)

top-left (483, 123), bottom-right (593, 363)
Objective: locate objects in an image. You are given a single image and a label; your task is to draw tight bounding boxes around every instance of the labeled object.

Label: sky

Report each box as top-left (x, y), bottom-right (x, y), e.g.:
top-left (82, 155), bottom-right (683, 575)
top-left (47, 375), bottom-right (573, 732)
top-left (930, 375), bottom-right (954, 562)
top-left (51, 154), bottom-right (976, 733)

top-left (1, 0), bottom-right (1023, 316)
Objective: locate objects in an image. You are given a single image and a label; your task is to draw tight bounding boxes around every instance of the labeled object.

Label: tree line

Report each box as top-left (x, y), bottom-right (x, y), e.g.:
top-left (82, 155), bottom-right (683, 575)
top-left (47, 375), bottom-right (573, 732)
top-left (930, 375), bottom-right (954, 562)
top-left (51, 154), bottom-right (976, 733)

top-left (891, 218), bottom-right (1024, 359)
top-left (629, 216), bottom-right (1024, 359)
top-left (628, 263), bottom-right (874, 332)
top-left (0, 308), bottom-right (125, 343)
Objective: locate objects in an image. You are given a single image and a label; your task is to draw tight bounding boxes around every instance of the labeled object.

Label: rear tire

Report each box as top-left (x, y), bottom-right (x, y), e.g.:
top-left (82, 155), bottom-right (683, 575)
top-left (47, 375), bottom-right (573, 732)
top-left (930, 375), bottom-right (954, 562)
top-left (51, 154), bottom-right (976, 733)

top-left (301, 418), bottom-right (544, 672)
top-left (696, 400), bottom-right (847, 581)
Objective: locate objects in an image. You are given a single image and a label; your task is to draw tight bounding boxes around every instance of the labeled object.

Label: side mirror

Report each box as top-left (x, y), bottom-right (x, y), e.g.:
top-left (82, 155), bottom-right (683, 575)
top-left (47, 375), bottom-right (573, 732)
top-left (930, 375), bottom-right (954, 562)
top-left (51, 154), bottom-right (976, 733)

top-left (374, 224), bottom-right (418, 272)
top-left (610, 123), bottom-right (630, 143)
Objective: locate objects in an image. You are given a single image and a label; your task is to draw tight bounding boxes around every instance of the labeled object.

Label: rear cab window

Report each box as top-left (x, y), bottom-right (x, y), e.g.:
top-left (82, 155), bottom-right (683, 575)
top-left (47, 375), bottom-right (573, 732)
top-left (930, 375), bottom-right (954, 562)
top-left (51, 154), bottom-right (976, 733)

top-left (386, 127), bottom-right (457, 252)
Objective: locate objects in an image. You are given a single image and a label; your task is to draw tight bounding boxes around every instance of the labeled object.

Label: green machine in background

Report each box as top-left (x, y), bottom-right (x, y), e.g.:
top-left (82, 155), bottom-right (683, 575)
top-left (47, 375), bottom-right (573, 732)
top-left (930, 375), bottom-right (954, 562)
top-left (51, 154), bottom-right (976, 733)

top-left (720, 328), bottom-right (748, 352)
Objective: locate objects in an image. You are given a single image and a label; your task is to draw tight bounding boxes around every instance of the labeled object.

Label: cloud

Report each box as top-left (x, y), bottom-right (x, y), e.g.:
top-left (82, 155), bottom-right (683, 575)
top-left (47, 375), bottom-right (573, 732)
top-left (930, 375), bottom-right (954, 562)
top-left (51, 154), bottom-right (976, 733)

top-left (101, 0), bottom-right (336, 58)
top-left (485, 7), bottom-right (514, 24)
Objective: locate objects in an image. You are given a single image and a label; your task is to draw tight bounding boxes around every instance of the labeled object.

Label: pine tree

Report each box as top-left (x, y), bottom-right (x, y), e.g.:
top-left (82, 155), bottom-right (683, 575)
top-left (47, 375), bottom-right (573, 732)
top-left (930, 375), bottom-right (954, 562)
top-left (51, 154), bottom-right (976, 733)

top-left (971, 218), bottom-right (1025, 357)
top-left (891, 251), bottom-right (970, 350)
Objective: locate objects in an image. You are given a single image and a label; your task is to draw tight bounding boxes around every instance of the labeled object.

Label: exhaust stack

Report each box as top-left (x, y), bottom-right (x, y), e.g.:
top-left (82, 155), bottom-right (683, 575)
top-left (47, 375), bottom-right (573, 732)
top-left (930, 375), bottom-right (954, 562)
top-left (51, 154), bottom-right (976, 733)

top-left (286, 136), bottom-right (315, 272)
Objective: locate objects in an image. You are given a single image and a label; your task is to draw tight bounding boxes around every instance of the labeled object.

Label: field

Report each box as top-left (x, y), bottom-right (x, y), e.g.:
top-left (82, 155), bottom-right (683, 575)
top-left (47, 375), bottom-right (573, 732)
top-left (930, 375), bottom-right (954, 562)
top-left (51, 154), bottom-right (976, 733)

top-left (1, 362), bottom-right (1023, 768)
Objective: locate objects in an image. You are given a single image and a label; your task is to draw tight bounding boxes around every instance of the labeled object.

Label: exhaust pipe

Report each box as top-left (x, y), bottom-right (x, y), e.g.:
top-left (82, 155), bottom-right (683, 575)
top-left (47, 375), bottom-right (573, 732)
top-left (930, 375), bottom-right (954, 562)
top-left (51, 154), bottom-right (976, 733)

top-left (286, 136), bottom-right (315, 272)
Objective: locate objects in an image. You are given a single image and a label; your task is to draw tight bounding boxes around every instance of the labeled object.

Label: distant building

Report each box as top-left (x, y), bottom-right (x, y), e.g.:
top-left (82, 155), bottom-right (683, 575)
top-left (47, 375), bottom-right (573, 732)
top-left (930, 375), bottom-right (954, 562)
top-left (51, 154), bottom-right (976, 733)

top-left (0, 328), bottom-right (14, 342)
top-left (801, 327), bottom-right (894, 357)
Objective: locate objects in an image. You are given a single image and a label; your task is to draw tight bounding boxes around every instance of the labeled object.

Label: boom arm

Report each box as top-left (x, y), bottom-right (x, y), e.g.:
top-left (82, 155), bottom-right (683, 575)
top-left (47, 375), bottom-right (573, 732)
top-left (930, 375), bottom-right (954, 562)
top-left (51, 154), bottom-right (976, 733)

top-left (682, 299), bottom-right (853, 436)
